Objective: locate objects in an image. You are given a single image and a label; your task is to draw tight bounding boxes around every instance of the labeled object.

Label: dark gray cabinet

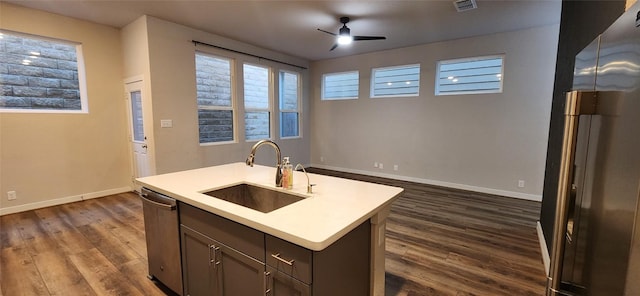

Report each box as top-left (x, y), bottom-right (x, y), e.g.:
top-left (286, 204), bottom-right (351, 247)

top-left (181, 225), bottom-right (266, 296)
top-left (265, 223), bottom-right (370, 296)
top-left (216, 242), bottom-right (266, 295)
top-left (267, 266), bottom-right (311, 296)
top-left (180, 203), bottom-right (266, 296)
top-left (178, 202), bottom-right (371, 296)
top-left (180, 226), bottom-right (216, 296)
top-left (265, 234), bottom-right (312, 296)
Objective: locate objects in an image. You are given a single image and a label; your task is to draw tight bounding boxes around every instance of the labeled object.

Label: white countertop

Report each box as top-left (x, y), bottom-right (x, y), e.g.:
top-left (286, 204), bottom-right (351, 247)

top-left (136, 162), bottom-right (403, 251)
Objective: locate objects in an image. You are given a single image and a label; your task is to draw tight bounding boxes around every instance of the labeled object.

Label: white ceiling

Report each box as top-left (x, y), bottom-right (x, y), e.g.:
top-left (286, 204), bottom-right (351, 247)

top-left (4, 0), bottom-right (562, 61)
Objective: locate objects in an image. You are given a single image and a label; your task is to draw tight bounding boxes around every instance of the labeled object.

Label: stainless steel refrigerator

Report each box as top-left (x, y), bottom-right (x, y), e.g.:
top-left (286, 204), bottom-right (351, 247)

top-left (546, 3), bottom-right (640, 295)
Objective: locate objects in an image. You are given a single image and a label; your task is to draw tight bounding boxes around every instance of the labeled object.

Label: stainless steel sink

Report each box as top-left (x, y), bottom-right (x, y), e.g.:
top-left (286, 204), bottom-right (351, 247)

top-left (202, 183), bottom-right (305, 213)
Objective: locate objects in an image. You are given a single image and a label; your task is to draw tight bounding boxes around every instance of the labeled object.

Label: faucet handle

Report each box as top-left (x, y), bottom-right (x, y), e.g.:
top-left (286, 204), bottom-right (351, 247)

top-left (246, 154), bottom-right (255, 167)
top-left (307, 184), bottom-right (316, 194)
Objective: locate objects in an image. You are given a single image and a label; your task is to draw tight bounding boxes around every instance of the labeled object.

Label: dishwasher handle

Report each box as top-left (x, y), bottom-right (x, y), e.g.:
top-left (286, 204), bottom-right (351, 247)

top-left (140, 189), bottom-right (177, 211)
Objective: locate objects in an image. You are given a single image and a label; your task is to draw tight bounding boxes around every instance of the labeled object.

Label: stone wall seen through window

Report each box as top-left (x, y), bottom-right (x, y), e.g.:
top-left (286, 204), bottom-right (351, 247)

top-left (0, 31), bottom-right (82, 111)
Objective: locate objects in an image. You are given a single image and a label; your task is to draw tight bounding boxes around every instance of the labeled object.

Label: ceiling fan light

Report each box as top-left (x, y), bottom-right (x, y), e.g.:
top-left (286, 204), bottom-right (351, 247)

top-left (337, 35), bottom-right (353, 45)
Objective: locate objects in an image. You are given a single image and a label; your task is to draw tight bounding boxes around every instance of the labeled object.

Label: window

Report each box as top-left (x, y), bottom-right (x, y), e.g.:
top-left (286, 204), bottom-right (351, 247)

top-left (195, 52), bottom-right (234, 144)
top-left (279, 70), bottom-right (300, 138)
top-left (0, 30), bottom-right (87, 112)
top-left (435, 55), bottom-right (504, 96)
top-left (243, 63), bottom-right (271, 141)
top-left (321, 71), bottom-right (359, 100)
top-left (371, 64), bottom-right (420, 98)
top-left (130, 90), bottom-right (144, 142)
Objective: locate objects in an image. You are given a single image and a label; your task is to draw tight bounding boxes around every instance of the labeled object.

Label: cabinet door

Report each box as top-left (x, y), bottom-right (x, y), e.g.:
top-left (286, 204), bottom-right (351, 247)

top-left (267, 266), bottom-right (311, 296)
top-left (217, 242), bottom-right (266, 296)
top-left (181, 226), bottom-right (216, 296)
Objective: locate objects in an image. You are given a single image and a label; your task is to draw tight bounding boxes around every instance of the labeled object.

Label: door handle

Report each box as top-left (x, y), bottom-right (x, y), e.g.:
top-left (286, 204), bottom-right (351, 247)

top-left (209, 246), bottom-right (221, 269)
top-left (142, 144), bottom-right (148, 148)
top-left (548, 91), bottom-right (591, 295)
top-left (264, 271), bottom-right (272, 295)
top-left (209, 245), bottom-right (221, 267)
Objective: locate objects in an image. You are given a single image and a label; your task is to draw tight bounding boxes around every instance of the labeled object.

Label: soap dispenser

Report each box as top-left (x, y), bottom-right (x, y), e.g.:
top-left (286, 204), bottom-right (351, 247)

top-left (282, 157), bottom-right (293, 189)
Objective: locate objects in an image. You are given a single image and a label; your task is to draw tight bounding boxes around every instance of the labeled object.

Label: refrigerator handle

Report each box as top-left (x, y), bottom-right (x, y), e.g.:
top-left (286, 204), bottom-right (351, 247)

top-left (546, 91), bottom-right (597, 296)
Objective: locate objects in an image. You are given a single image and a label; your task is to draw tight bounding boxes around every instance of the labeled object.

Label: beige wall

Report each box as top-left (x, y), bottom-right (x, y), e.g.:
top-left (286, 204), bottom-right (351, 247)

top-left (0, 3), bottom-right (556, 214)
top-left (0, 3), bottom-right (131, 214)
top-left (310, 24), bottom-right (560, 200)
top-left (121, 16), bottom-right (157, 176)
top-left (138, 16), bottom-right (311, 174)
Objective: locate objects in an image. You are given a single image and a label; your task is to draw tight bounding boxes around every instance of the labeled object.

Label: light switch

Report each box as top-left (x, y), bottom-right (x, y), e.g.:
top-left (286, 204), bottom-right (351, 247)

top-left (160, 119), bottom-right (173, 128)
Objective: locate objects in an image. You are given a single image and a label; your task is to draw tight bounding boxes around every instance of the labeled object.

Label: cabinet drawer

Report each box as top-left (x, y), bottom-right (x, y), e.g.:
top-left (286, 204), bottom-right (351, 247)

top-left (266, 235), bottom-right (312, 284)
top-left (179, 202), bottom-right (265, 261)
top-left (267, 266), bottom-right (311, 296)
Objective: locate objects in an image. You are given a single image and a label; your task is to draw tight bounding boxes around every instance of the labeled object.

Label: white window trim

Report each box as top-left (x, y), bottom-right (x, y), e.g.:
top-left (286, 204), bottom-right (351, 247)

top-left (435, 54), bottom-right (505, 96)
top-left (321, 70), bottom-right (359, 101)
top-left (279, 69), bottom-right (302, 140)
top-left (195, 48), bottom-right (307, 144)
top-left (0, 30), bottom-right (89, 114)
top-left (370, 63), bottom-right (421, 99)
top-left (196, 52), bottom-right (238, 146)
top-left (243, 62), bottom-right (274, 142)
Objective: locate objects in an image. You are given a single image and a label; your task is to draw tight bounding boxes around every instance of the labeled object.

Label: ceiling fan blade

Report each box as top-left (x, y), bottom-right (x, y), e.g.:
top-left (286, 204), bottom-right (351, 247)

top-left (317, 28), bottom-right (337, 36)
top-left (330, 43), bottom-right (339, 51)
top-left (353, 36), bottom-right (386, 41)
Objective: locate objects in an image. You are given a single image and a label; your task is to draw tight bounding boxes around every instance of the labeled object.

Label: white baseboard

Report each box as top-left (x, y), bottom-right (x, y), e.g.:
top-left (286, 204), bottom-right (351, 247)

top-left (537, 221), bottom-right (550, 276)
top-left (310, 164), bottom-right (542, 201)
top-left (0, 186), bottom-right (133, 216)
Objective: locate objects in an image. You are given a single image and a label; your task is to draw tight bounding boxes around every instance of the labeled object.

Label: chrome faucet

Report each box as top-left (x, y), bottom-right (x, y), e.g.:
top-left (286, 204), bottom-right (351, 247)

top-left (295, 163), bottom-right (315, 193)
top-left (246, 140), bottom-right (283, 187)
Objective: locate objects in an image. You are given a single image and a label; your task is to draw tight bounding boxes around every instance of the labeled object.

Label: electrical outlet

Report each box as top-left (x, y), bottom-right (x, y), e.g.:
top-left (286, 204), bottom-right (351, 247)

top-left (393, 164), bottom-right (399, 171)
top-left (160, 119), bottom-right (173, 128)
top-left (320, 156), bottom-right (325, 162)
top-left (518, 180), bottom-right (525, 188)
top-left (379, 163), bottom-right (384, 169)
top-left (7, 191), bottom-right (17, 201)
top-left (374, 162), bottom-right (378, 168)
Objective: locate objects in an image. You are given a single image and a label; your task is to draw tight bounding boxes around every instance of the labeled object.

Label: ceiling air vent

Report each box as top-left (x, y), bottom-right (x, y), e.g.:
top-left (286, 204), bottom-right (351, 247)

top-left (453, 0), bottom-right (477, 12)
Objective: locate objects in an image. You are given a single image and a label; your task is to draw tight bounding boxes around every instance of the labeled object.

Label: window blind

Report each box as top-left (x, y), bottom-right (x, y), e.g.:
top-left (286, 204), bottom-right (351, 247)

top-left (436, 56), bottom-right (504, 95)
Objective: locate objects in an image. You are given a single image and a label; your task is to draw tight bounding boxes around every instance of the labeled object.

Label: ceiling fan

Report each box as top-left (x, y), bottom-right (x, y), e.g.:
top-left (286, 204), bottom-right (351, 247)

top-left (317, 17), bottom-right (387, 51)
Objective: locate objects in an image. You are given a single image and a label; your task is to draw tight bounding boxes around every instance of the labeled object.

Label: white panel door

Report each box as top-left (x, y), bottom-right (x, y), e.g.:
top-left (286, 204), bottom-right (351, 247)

top-left (125, 80), bottom-right (151, 190)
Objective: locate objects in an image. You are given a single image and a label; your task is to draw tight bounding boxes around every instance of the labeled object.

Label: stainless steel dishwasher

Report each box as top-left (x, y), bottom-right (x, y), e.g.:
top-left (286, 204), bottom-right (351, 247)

top-left (140, 187), bottom-right (183, 295)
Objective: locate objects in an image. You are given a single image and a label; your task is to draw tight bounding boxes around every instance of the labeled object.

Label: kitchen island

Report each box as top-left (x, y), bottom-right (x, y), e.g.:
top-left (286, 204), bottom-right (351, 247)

top-left (137, 162), bottom-right (403, 296)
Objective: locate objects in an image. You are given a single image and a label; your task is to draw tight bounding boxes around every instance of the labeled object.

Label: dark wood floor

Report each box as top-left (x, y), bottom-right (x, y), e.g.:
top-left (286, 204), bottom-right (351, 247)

top-left (307, 168), bottom-right (546, 296)
top-left (0, 169), bottom-right (546, 296)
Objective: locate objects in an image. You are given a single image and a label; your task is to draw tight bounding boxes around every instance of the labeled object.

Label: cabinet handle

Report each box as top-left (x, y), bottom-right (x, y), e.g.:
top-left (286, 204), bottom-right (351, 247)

top-left (271, 253), bottom-right (295, 266)
top-left (264, 271), bottom-right (272, 295)
top-left (209, 245), bottom-right (215, 265)
top-left (214, 246), bottom-right (221, 266)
